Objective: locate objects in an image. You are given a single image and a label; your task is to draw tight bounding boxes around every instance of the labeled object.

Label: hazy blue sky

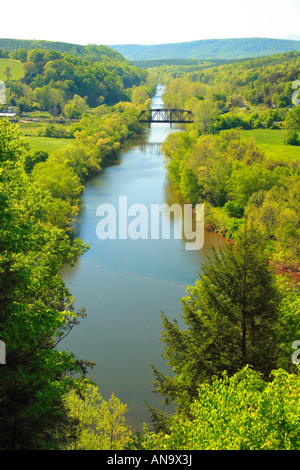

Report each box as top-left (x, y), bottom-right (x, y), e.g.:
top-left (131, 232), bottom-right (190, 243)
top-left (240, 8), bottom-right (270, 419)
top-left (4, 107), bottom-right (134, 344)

top-left (2, 0), bottom-right (300, 45)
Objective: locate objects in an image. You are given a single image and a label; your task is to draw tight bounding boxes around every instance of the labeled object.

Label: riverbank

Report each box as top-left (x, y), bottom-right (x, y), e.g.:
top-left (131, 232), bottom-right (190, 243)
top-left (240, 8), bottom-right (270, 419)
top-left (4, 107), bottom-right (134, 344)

top-left (206, 214), bottom-right (300, 278)
top-left (59, 85), bottom-right (228, 430)
top-left (161, 125), bottom-right (300, 279)
top-left (23, 100), bottom-right (150, 232)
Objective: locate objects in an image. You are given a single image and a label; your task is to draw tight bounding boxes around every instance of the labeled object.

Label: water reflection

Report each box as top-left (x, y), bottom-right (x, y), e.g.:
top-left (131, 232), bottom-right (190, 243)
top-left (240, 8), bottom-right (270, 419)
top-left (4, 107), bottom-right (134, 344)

top-left (139, 143), bottom-right (162, 154)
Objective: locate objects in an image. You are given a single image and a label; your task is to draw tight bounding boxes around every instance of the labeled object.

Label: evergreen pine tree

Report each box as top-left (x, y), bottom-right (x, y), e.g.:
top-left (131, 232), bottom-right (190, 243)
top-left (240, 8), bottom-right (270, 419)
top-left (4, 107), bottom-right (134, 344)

top-left (151, 223), bottom-right (280, 420)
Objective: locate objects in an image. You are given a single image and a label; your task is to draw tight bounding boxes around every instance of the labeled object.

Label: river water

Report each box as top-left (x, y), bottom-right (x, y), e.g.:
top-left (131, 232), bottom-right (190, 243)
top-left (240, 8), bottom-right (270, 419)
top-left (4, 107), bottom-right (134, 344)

top-left (60, 85), bottom-right (226, 429)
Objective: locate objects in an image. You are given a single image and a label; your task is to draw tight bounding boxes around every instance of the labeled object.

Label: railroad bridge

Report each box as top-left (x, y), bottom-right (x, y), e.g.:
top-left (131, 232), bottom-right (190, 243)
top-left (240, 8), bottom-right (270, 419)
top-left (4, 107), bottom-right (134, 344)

top-left (138, 108), bottom-right (194, 127)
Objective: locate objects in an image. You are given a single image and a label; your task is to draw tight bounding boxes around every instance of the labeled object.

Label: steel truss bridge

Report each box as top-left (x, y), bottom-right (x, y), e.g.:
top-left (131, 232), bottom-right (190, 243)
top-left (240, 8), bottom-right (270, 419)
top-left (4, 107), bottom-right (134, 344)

top-left (138, 108), bottom-right (194, 127)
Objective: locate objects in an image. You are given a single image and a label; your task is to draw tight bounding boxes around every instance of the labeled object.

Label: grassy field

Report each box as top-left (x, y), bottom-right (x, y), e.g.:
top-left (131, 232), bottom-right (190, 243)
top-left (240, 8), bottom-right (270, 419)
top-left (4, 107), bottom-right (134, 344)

top-left (23, 135), bottom-right (73, 153)
top-left (17, 123), bottom-right (300, 160)
top-left (18, 121), bottom-right (74, 154)
top-left (240, 128), bottom-right (300, 162)
top-left (20, 124), bottom-right (300, 159)
top-left (0, 58), bottom-right (24, 81)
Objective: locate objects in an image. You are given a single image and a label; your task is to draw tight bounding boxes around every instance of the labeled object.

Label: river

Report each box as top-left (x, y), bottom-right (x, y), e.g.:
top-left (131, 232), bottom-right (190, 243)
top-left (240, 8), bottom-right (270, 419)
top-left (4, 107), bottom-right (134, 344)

top-left (59, 85), bottom-right (226, 429)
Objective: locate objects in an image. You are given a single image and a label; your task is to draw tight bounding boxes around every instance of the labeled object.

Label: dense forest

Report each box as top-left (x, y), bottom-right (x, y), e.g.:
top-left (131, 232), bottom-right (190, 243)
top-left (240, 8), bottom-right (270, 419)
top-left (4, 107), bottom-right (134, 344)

top-left (0, 41), bottom-right (300, 451)
top-left (0, 45), bottom-right (148, 112)
top-left (0, 38), bottom-right (125, 61)
top-left (152, 52), bottom-right (300, 273)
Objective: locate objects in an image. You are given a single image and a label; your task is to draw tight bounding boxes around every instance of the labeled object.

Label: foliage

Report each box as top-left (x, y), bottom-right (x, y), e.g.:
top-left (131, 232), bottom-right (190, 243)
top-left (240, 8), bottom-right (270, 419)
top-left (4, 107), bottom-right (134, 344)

top-left (37, 124), bottom-right (73, 139)
top-left (286, 129), bottom-right (300, 146)
top-left (23, 99), bottom-right (148, 230)
top-left (5, 46), bottom-right (148, 113)
top-left (135, 366), bottom-right (300, 450)
top-left (150, 225), bottom-right (280, 423)
top-left (245, 179), bottom-right (300, 268)
top-left (275, 278), bottom-right (300, 373)
top-left (0, 119), bottom-right (91, 449)
top-left (24, 150), bottom-right (49, 173)
top-left (160, 52), bottom-right (300, 135)
top-left (63, 383), bottom-right (131, 450)
top-left (32, 156), bottom-right (84, 202)
top-left (162, 125), bottom-right (300, 269)
top-left (1, 39), bottom-right (126, 62)
top-left (111, 38), bottom-right (300, 61)
top-left (0, 65), bottom-right (153, 447)
top-left (63, 94), bottom-right (88, 119)
top-left (162, 129), bottom-right (265, 208)
top-left (284, 105), bottom-right (300, 130)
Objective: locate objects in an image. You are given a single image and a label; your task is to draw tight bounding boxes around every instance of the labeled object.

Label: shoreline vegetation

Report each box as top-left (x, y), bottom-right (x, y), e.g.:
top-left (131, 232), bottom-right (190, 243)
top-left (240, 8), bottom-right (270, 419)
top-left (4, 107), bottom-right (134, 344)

top-left (0, 43), bottom-right (158, 449)
top-left (1, 41), bottom-right (300, 450)
top-left (152, 52), bottom-right (300, 276)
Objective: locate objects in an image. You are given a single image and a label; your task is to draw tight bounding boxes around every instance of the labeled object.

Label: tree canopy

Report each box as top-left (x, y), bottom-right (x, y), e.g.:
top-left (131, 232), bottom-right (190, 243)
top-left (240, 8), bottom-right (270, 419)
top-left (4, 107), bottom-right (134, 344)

top-left (150, 225), bottom-right (280, 422)
top-left (0, 119), bottom-right (90, 449)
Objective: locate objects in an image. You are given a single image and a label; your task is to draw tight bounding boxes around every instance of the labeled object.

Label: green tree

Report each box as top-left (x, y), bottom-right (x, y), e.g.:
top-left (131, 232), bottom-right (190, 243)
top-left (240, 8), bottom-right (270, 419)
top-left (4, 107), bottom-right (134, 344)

top-left (276, 278), bottom-right (300, 373)
top-left (131, 86), bottom-right (150, 105)
top-left (284, 105), bottom-right (300, 130)
top-left (64, 384), bottom-right (131, 450)
top-left (285, 129), bottom-right (300, 146)
top-left (226, 164), bottom-right (277, 208)
top-left (3, 65), bottom-right (11, 81)
top-left (63, 94), bottom-right (88, 119)
top-left (138, 366), bottom-right (300, 450)
top-left (24, 150), bottom-right (49, 174)
top-left (179, 166), bottom-right (202, 206)
top-left (31, 156), bottom-right (84, 203)
top-left (150, 224), bottom-right (280, 423)
top-left (193, 98), bottom-right (219, 133)
top-left (33, 85), bottom-right (65, 115)
top-left (0, 119), bottom-right (90, 449)
top-left (277, 94), bottom-right (290, 108)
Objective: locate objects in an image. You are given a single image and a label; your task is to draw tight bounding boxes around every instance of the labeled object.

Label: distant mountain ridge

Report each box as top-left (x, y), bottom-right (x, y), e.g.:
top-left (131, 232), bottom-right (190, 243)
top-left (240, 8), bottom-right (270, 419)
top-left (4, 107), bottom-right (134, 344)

top-left (109, 37), bottom-right (300, 61)
top-left (1, 37), bottom-right (300, 63)
top-left (0, 38), bottom-right (126, 62)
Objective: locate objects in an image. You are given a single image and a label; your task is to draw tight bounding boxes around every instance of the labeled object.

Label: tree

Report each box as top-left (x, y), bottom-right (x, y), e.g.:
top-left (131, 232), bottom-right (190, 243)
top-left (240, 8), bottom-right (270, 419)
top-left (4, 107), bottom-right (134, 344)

top-left (179, 166), bottom-right (202, 206)
top-left (131, 86), bottom-right (150, 105)
top-left (63, 94), bottom-right (88, 119)
top-left (226, 163), bottom-right (277, 208)
top-left (0, 119), bottom-right (90, 449)
top-left (276, 278), bottom-right (300, 373)
top-left (33, 85), bottom-right (65, 115)
top-left (285, 129), bottom-right (300, 146)
top-left (64, 384), bottom-right (131, 450)
top-left (31, 156), bottom-right (84, 203)
top-left (284, 105), bottom-right (300, 130)
top-left (277, 94), bottom-right (290, 108)
top-left (3, 65), bottom-right (11, 81)
top-left (150, 224), bottom-right (280, 422)
top-left (24, 150), bottom-right (49, 174)
top-left (193, 98), bottom-right (219, 133)
top-left (138, 366), bottom-right (300, 450)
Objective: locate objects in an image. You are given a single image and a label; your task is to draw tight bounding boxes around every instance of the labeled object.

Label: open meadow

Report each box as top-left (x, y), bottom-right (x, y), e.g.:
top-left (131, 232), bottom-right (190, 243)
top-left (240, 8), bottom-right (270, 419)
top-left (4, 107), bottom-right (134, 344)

top-left (240, 128), bottom-right (300, 162)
